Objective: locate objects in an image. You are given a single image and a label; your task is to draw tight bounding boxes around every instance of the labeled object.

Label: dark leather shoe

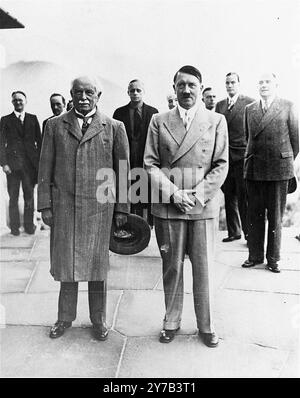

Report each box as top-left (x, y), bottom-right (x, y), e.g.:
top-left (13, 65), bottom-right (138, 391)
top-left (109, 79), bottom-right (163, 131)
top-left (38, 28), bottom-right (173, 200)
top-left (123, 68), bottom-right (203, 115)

top-left (159, 328), bottom-right (180, 343)
top-left (242, 259), bottom-right (264, 268)
top-left (49, 320), bottom-right (72, 338)
top-left (25, 225), bottom-right (36, 235)
top-left (199, 332), bottom-right (219, 347)
top-left (11, 229), bottom-right (20, 236)
top-left (222, 235), bottom-right (241, 242)
top-left (92, 323), bottom-right (109, 341)
top-left (265, 263), bottom-right (280, 273)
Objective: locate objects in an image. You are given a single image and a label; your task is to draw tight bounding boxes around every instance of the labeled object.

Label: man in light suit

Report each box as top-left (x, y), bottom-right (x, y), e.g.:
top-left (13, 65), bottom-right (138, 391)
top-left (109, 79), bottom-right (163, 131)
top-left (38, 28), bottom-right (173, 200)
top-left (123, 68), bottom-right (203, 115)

top-left (216, 73), bottom-right (255, 243)
top-left (38, 76), bottom-right (130, 340)
top-left (113, 80), bottom-right (158, 225)
top-left (0, 91), bottom-right (42, 235)
top-left (144, 65), bottom-right (228, 346)
top-left (242, 72), bottom-right (299, 273)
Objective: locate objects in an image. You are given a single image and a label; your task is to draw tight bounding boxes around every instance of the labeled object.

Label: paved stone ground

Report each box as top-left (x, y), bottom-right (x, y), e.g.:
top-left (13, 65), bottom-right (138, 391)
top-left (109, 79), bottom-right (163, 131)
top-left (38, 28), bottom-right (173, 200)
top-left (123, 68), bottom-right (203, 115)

top-left (0, 225), bottom-right (299, 378)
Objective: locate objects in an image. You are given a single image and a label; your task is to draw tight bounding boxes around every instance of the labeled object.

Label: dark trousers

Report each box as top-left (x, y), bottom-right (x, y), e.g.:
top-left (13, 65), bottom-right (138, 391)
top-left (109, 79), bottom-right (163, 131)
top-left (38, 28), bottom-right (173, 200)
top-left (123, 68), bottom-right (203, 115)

top-left (57, 281), bottom-right (107, 325)
top-left (246, 179), bottom-right (289, 264)
top-left (222, 159), bottom-right (248, 238)
top-left (6, 169), bottom-right (35, 231)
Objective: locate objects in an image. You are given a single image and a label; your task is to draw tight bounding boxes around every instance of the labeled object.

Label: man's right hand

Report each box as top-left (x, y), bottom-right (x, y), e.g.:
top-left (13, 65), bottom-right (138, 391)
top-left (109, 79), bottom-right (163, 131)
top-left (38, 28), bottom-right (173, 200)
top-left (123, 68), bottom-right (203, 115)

top-left (2, 165), bottom-right (11, 175)
top-left (42, 209), bottom-right (53, 226)
top-left (171, 189), bottom-right (196, 213)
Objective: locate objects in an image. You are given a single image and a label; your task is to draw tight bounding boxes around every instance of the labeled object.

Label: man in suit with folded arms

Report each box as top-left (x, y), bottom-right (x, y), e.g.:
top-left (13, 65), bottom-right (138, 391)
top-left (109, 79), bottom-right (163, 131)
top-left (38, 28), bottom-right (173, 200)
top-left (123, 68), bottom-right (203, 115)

top-left (242, 72), bottom-right (299, 273)
top-left (144, 65), bottom-right (228, 346)
top-left (0, 91), bottom-right (42, 235)
top-left (113, 80), bottom-right (158, 225)
top-left (216, 73), bottom-right (255, 243)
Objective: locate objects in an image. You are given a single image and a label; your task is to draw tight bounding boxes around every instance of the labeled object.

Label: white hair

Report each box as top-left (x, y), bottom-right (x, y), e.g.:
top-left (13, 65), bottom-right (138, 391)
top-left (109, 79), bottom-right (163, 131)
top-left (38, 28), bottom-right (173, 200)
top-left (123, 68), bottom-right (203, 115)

top-left (70, 75), bottom-right (102, 95)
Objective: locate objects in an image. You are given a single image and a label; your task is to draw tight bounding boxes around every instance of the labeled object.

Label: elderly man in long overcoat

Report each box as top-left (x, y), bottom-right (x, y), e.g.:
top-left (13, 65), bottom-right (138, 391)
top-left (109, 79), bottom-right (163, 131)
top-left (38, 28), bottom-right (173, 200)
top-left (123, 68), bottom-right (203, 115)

top-left (38, 76), bottom-right (130, 340)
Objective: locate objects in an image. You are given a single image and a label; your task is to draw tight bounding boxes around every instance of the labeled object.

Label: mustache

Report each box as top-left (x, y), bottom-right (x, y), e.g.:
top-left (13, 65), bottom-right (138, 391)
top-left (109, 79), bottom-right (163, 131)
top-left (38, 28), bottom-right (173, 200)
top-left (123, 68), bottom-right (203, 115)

top-left (182, 94), bottom-right (191, 98)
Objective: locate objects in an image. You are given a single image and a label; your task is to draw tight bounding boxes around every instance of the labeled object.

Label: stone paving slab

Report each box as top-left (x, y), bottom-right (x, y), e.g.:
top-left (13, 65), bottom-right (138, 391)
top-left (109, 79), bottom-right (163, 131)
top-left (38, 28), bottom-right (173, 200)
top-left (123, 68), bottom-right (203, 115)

top-left (0, 326), bottom-right (124, 378)
top-left (0, 261), bottom-right (36, 293)
top-left (29, 235), bottom-right (50, 261)
top-left (1, 290), bottom-right (122, 327)
top-left (115, 290), bottom-right (199, 337)
top-left (118, 335), bottom-right (289, 378)
top-left (279, 350), bottom-right (300, 378)
top-left (223, 268), bottom-right (300, 295)
top-left (214, 289), bottom-right (300, 350)
top-left (0, 233), bottom-right (35, 249)
top-left (108, 255), bottom-right (162, 290)
top-left (0, 248), bottom-right (32, 262)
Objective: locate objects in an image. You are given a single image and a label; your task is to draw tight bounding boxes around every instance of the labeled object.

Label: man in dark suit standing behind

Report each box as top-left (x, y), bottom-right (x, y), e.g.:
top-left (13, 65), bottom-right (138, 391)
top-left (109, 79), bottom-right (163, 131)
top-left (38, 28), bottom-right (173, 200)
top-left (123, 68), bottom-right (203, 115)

top-left (113, 79), bottom-right (158, 225)
top-left (242, 72), bottom-right (299, 273)
top-left (0, 91), bottom-right (42, 235)
top-left (216, 73), bottom-right (255, 242)
top-left (42, 93), bottom-right (66, 134)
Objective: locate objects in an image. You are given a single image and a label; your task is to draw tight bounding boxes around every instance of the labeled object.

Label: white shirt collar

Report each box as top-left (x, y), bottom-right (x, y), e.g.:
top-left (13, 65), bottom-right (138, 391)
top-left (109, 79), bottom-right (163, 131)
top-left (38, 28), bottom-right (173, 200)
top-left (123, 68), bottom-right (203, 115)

top-left (74, 107), bottom-right (97, 120)
top-left (177, 102), bottom-right (199, 120)
top-left (260, 95), bottom-right (276, 107)
top-left (227, 93), bottom-right (239, 104)
top-left (14, 110), bottom-right (25, 120)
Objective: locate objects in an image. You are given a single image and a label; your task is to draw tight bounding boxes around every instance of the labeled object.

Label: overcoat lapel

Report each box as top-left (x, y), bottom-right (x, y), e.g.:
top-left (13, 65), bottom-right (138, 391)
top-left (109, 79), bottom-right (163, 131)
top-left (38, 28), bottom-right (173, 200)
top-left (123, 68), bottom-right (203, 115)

top-left (80, 110), bottom-right (106, 144)
top-left (254, 97), bottom-right (282, 137)
top-left (171, 107), bottom-right (211, 164)
top-left (63, 110), bottom-right (83, 141)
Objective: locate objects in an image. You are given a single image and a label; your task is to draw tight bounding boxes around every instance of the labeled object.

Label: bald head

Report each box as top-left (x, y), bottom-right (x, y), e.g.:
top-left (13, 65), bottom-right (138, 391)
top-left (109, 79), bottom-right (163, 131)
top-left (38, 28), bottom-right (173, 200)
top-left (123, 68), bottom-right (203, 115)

top-left (70, 76), bottom-right (102, 115)
top-left (258, 72), bottom-right (278, 100)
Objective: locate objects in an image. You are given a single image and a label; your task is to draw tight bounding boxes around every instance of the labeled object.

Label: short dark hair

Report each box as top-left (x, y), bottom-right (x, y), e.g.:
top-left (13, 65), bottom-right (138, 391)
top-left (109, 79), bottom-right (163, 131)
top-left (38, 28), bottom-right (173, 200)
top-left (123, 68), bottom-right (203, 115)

top-left (12, 91), bottom-right (26, 99)
top-left (202, 87), bottom-right (212, 95)
top-left (50, 93), bottom-right (66, 105)
top-left (226, 72), bottom-right (240, 82)
top-left (173, 65), bottom-right (202, 84)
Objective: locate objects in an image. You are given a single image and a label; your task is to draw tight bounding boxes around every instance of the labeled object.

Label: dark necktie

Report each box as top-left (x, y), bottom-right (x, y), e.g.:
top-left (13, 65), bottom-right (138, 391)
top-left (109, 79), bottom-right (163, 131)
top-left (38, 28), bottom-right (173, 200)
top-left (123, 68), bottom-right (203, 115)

top-left (133, 108), bottom-right (142, 139)
top-left (18, 114), bottom-right (23, 125)
top-left (76, 113), bottom-right (90, 135)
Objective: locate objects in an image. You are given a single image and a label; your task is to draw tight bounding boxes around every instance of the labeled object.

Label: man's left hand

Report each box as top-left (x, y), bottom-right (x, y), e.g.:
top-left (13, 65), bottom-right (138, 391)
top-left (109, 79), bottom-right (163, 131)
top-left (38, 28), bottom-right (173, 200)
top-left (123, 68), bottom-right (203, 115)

top-left (114, 212), bottom-right (128, 228)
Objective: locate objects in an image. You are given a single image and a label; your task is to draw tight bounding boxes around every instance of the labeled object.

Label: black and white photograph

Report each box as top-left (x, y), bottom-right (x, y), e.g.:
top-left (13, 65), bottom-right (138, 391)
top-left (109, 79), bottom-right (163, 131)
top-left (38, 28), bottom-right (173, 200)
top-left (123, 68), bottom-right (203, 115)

top-left (0, 0), bottom-right (299, 380)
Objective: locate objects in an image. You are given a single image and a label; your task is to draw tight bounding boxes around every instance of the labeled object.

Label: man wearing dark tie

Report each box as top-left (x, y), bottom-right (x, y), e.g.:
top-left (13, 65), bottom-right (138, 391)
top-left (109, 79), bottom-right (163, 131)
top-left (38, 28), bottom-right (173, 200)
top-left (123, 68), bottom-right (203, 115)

top-left (38, 76), bottom-right (130, 340)
top-left (216, 73), bottom-right (255, 243)
top-left (202, 87), bottom-right (217, 111)
top-left (242, 72), bottom-right (299, 273)
top-left (0, 91), bottom-right (42, 235)
top-left (113, 79), bottom-right (158, 225)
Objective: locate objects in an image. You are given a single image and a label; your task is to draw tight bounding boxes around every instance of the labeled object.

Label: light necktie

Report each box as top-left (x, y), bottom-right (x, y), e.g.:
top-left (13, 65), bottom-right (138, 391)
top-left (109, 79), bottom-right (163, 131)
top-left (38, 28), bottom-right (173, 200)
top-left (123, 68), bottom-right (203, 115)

top-left (228, 98), bottom-right (234, 110)
top-left (183, 110), bottom-right (190, 130)
top-left (263, 100), bottom-right (268, 114)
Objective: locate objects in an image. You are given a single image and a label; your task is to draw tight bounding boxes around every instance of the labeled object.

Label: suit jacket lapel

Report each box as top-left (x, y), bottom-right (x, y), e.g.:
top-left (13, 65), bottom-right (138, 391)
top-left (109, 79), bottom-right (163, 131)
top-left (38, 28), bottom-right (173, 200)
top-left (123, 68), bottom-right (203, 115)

top-left (254, 97), bottom-right (282, 137)
top-left (10, 113), bottom-right (24, 137)
top-left (171, 107), bottom-right (211, 164)
top-left (162, 107), bottom-right (185, 146)
top-left (226, 95), bottom-right (244, 124)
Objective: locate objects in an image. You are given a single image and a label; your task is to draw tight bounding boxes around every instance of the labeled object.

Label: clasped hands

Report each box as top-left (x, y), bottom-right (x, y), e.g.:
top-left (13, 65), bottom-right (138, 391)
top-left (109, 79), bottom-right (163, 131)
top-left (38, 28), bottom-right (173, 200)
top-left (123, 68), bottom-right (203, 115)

top-left (41, 209), bottom-right (127, 228)
top-left (171, 189), bottom-right (197, 213)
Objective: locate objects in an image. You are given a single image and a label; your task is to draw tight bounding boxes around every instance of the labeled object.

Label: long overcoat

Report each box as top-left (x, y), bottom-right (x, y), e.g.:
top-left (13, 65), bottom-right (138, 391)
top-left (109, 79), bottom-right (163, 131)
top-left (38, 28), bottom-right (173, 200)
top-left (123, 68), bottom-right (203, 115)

top-left (38, 109), bottom-right (130, 282)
